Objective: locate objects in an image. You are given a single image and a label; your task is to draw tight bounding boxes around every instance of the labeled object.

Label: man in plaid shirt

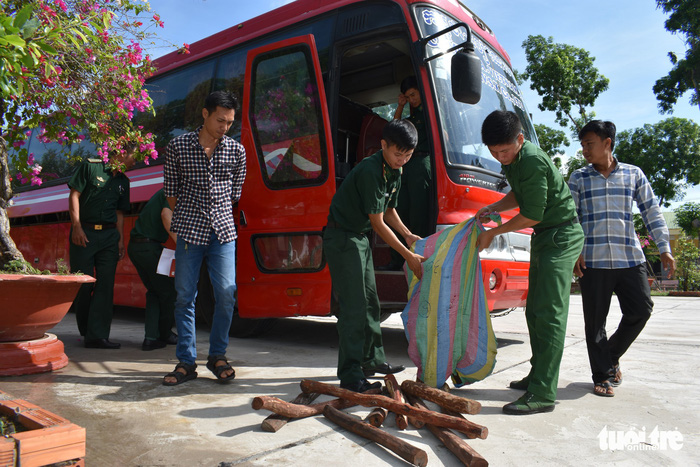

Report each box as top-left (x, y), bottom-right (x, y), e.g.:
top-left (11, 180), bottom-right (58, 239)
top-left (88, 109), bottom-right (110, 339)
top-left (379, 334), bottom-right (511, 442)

top-left (162, 91), bottom-right (246, 386)
top-left (568, 120), bottom-right (675, 398)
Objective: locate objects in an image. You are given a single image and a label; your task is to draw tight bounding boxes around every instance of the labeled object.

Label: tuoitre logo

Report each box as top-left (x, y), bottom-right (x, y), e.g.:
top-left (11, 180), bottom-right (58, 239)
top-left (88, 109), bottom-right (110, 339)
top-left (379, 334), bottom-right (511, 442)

top-left (598, 425), bottom-right (684, 451)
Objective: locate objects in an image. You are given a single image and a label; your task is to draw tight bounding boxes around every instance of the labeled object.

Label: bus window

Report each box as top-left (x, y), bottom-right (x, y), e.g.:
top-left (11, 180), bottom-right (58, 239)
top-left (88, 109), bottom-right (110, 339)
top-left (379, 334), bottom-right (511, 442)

top-left (213, 49), bottom-right (247, 139)
top-left (249, 46), bottom-right (328, 188)
top-left (135, 58), bottom-right (217, 149)
top-left (413, 6), bottom-right (536, 175)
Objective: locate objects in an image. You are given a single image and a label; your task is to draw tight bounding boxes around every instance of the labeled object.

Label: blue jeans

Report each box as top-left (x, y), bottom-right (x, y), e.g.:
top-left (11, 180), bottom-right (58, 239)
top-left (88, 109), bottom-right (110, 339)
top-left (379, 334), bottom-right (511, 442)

top-left (174, 233), bottom-right (237, 365)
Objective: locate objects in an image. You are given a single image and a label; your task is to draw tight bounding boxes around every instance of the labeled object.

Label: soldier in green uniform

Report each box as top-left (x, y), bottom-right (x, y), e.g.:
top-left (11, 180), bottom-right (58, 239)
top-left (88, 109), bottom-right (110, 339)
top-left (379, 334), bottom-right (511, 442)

top-left (127, 188), bottom-right (178, 351)
top-left (323, 119), bottom-right (426, 393)
top-left (68, 145), bottom-right (136, 349)
top-left (382, 76), bottom-right (432, 270)
top-left (476, 111), bottom-right (584, 414)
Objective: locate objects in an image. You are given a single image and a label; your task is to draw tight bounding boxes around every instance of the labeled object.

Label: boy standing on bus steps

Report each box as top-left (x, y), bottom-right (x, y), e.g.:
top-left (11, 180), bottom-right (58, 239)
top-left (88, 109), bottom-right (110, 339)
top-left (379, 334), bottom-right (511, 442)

top-left (568, 120), bottom-right (675, 397)
top-left (162, 91), bottom-right (246, 386)
top-left (323, 119), bottom-right (426, 393)
top-left (127, 188), bottom-right (178, 351)
top-left (68, 144), bottom-right (136, 349)
top-left (382, 76), bottom-right (433, 271)
top-left (475, 111), bottom-right (584, 414)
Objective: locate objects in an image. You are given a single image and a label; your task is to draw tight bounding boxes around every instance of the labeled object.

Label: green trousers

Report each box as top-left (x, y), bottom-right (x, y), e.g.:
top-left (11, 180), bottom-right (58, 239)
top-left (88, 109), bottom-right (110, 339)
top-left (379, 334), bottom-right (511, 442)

top-left (69, 228), bottom-right (120, 340)
top-left (127, 241), bottom-right (176, 341)
top-left (391, 154), bottom-right (431, 265)
top-left (323, 227), bottom-right (386, 384)
top-left (524, 222), bottom-right (584, 401)
top-left (396, 154), bottom-right (432, 238)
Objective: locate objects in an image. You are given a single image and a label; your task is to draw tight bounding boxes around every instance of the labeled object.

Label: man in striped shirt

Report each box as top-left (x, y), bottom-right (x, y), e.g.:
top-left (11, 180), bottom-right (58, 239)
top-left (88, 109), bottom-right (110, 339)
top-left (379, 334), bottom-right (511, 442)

top-left (162, 91), bottom-right (247, 386)
top-left (568, 120), bottom-right (675, 398)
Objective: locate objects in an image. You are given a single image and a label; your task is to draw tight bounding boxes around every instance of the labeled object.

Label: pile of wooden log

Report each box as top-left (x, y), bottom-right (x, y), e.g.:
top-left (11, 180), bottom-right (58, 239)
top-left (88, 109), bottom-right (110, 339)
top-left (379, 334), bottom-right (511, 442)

top-left (252, 377), bottom-right (488, 466)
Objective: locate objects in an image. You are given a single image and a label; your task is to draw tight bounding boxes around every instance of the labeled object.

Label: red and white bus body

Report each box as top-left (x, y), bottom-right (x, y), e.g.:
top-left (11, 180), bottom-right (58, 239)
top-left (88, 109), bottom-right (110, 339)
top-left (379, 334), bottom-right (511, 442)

top-left (9, 0), bottom-right (534, 321)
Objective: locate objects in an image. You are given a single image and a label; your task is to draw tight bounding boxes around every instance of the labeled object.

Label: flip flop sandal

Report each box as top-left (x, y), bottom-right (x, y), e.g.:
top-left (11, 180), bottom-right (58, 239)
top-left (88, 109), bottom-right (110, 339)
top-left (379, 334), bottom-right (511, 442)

top-left (610, 365), bottom-right (622, 387)
top-left (163, 362), bottom-right (198, 386)
top-left (594, 381), bottom-right (615, 397)
top-left (206, 355), bottom-right (236, 383)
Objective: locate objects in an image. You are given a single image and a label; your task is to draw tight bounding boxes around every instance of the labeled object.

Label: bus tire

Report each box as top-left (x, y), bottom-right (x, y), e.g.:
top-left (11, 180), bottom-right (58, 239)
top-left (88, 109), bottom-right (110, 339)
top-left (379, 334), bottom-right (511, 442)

top-left (194, 260), bottom-right (275, 338)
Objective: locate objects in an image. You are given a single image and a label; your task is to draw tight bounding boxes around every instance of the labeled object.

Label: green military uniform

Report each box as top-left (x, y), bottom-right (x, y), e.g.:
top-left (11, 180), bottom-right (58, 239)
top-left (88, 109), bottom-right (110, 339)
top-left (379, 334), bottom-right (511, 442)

top-left (68, 158), bottom-right (130, 341)
top-left (389, 106), bottom-right (431, 267)
top-left (504, 141), bottom-right (584, 402)
top-left (398, 105), bottom-right (432, 237)
top-left (323, 150), bottom-right (401, 385)
top-left (127, 189), bottom-right (175, 342)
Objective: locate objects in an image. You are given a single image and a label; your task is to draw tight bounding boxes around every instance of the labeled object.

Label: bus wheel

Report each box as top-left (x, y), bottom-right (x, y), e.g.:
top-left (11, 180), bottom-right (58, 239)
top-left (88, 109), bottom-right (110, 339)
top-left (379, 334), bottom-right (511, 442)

top-left (194, 260), bottom-right (275, 338)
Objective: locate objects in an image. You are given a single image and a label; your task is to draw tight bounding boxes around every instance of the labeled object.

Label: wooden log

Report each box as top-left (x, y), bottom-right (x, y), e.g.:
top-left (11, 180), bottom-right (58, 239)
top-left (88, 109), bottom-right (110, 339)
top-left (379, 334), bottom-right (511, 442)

top-left (384, 374), bottom-right (408, 430)
top-left (405, 394), bottom-right (488, 467)
top-left (261, 392), bottom-right (320, 432)
top-left (365, 407), bottom-right (387, 427)
top-left (323, 405), bottom-right (428, 467)
top-left (253, 396), bottom-right (355, 418)
top-left (300, 379), bottom-right (488, 439)
top-left (441, 407), bottom-right (477, 440)
top-left (401, 380), bottom-right (481, 415)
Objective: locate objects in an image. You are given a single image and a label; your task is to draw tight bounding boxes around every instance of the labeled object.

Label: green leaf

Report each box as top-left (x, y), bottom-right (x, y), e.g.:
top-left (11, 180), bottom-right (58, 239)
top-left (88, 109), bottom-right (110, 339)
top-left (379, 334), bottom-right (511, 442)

top-left (35, 41), bottom-right (57, 55)
top-left (13, 5), bottom-right (33, 29)
top-left (0, 35), bottom-right (26, 47)
top-left (73, 29), bottom-right (88, 44)
top-left (21, 52), bottom-right (37, 68)
top-left (20, 18), bottom-right (40, 40)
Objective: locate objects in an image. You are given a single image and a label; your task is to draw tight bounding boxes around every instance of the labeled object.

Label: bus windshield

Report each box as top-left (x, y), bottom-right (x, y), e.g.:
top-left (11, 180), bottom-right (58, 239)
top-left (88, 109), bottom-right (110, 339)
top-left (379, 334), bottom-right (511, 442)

top-left (413, 6), bottom-right (537, 175)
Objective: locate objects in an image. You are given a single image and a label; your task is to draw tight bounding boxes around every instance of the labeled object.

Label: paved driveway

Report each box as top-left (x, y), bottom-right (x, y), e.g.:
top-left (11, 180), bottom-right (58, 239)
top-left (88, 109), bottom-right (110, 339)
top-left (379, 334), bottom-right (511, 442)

top-left (0, 295), bottom-right (698, 466)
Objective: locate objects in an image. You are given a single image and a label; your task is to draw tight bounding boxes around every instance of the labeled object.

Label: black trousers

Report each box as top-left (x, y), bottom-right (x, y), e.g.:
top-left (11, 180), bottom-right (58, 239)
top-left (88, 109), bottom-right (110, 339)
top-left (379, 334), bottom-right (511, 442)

top-left (579, 264), bottom-right (653, 383)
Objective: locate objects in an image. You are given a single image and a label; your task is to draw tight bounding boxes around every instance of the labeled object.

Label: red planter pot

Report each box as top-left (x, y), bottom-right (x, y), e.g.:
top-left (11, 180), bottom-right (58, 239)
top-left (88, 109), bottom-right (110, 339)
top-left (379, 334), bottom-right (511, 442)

top-left (0, 274), bottom-right (95, 342)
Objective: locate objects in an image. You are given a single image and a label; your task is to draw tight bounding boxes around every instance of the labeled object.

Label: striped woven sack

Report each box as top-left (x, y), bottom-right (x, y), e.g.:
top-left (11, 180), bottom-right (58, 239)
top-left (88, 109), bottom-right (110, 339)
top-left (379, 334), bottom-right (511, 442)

top-left (401, 215), bottom-right (499, 388)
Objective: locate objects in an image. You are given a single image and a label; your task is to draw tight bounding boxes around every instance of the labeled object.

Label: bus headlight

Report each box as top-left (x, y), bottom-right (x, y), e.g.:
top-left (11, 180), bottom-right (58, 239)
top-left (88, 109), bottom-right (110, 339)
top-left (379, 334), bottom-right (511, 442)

top-left (489, 272), bottom-right (497, 290)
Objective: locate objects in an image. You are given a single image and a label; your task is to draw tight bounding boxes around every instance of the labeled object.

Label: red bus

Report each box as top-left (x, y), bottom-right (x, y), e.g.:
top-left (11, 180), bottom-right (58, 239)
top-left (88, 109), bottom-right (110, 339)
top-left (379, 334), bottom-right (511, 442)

top-left (9, 0), bottom-right (534, 335)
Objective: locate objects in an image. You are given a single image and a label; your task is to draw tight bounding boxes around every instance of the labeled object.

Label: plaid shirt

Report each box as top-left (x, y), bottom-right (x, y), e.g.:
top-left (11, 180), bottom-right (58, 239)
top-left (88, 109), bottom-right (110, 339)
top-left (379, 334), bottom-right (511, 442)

top-left (568, 160), bottom-right (670, 269)
top-left (163, 126), bottom-right (246, 245)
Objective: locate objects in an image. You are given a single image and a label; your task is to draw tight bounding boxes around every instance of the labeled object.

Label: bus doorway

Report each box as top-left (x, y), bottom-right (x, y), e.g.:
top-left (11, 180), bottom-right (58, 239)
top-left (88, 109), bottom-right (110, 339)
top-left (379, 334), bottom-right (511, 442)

top-left (333, 35), bottom-right (434, 313)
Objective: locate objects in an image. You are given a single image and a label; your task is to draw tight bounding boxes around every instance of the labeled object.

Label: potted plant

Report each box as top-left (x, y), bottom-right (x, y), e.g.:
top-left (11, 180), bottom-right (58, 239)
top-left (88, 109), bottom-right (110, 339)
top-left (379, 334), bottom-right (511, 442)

top-left (0, 260), bottom-right (95, 375)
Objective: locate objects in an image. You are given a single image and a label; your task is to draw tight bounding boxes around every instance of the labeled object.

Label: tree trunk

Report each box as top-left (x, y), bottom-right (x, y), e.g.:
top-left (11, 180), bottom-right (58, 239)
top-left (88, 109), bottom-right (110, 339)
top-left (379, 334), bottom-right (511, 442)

top-left (0, 137), bottom-right (26, 271)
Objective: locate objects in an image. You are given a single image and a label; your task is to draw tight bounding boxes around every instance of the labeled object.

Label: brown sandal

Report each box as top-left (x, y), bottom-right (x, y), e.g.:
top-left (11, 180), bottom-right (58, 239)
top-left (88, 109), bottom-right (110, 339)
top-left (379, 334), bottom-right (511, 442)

top-left (163, 362), bottom-right (198, 386)
top-left (610, 365), bottom-right (622, 387)
top-left (594, 380), bottom-right (615, 397)
top-left (206, 355), bottom-right (235, 383)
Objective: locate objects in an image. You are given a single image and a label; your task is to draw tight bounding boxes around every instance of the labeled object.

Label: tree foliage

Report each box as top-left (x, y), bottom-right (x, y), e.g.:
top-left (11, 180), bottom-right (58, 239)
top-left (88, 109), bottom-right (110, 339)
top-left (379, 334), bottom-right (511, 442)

top-left (674, 201), bottom-right (700, 238)
top-left (674, 234), bottom-right (700, 291)
top-left (654, 0), bottom-right (700, 113)
top-left (0, 0), bottom-right (183, 270)
top-left (520, 35), bottom-right (609, 133)
top-left (534, 123), bottom-right (569, 169)
top-left (614, 117), bottom-right (700, 207)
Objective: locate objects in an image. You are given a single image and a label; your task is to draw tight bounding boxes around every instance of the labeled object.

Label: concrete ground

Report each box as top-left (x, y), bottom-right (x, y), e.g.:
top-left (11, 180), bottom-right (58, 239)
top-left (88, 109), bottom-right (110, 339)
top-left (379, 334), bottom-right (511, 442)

top-left (1, 294), bottom-right (698, 466)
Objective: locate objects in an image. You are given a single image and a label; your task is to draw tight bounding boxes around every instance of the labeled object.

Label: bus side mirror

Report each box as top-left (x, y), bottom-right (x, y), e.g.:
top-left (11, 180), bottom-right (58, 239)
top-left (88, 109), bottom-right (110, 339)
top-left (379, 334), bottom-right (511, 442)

top-left (451, 42), bottom-right (481, 104)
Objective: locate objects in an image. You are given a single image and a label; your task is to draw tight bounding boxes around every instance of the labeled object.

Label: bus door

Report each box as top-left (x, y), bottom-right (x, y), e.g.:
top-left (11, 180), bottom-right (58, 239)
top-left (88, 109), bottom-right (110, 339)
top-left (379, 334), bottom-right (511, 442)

top-left (237, 35), bottom-right (335, 318)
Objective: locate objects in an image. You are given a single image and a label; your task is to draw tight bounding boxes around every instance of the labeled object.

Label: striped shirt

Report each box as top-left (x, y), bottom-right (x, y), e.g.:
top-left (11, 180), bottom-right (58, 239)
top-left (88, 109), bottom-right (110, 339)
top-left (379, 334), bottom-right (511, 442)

top-left (163, 126), bottom-right (246, 245)
top-left (568, 160), bottom-right (670, 269)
